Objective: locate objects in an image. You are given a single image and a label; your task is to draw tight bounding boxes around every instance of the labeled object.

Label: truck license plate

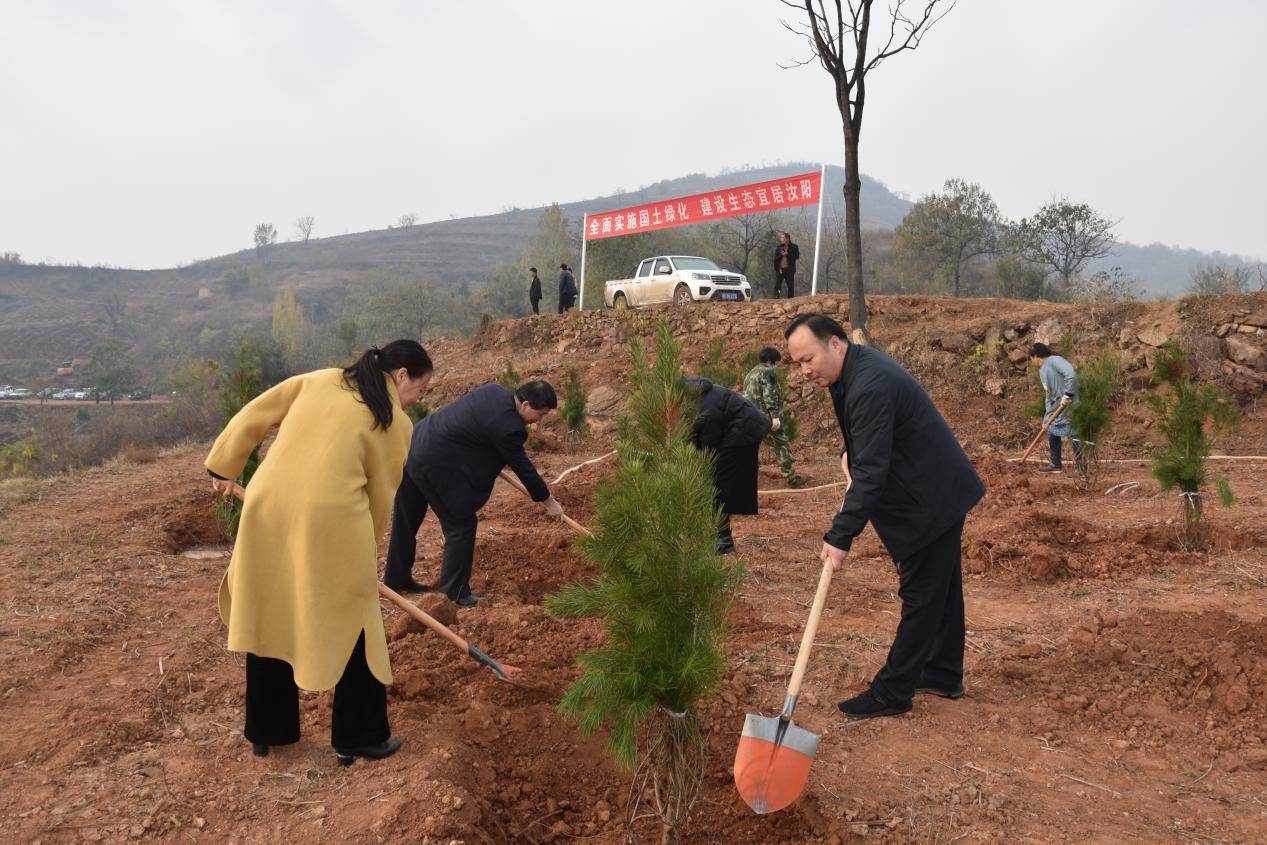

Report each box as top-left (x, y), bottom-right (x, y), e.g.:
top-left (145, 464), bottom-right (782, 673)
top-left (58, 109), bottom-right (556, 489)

top-left (720, 292), bottom-right (739, 301)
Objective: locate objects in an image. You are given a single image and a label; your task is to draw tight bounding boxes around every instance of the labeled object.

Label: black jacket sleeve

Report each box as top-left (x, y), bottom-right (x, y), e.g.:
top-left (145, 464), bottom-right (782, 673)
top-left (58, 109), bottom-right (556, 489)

top-left (825, 382), bottom-right (894, 551)
top-left (789, 243), bottom-right (800, 264)
top-left (490, 414), bottom-right (550, 502)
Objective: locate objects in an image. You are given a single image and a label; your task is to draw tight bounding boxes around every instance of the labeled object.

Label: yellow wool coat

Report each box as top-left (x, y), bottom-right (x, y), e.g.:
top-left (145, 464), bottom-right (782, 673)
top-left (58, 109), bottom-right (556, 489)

top-left (205, 368), bottom-right (412, 691)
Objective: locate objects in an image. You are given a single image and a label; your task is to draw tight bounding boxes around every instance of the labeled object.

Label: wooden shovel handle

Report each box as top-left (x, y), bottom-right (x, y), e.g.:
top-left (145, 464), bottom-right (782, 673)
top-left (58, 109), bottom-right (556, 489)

top-left (1019, 395), bottom-right (1071, 463)
top-left (498, 470), bottom-right (594, 537)
top-left (786, 559), bottom-right (834, 701)
top-left (377, 583), bottom-right (469, 653)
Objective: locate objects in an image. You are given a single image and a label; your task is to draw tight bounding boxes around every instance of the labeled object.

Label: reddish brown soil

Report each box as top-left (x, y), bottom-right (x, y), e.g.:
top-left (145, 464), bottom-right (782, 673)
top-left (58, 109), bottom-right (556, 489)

top-left (1, 294), bottom-right (1265, 843)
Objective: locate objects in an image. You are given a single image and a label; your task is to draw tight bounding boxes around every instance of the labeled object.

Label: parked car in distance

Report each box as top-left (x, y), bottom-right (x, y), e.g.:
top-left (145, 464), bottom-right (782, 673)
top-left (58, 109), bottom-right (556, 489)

top-left (52, 388), bottom-right (76, 400)
top-left (603, 256), bottom-right (752, 309)
top-left (127, 388), bottom-right (152, 400)
top-left (8, 388), bottom-right (33, 399)
top-left (37, 387), bottom-right (58, 400)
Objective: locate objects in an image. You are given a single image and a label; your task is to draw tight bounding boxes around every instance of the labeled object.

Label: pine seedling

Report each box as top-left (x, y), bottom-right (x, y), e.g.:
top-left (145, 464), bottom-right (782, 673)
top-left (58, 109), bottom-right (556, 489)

top-left (545, 319), bottom-right (743, 843)
top-left (214, 341), bottom-right (263, 540)
top-left (1068, 347), bottom-right (1121, 485)
top-left (561, 366), bottom-right (589, 437)
top-left (495, 359), bottom-right (520, 391)
top-left (1147, 340), bottom-right (1240, 550)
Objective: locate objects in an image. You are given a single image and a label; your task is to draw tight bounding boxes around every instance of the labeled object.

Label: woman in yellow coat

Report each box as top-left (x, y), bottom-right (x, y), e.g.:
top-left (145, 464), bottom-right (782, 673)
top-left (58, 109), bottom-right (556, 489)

top-left (206, 340), bottom-right (433, 766)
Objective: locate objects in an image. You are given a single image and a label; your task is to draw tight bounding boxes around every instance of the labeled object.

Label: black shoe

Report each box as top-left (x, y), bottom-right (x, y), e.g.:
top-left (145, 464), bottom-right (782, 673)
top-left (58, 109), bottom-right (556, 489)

top-left (453, 594), bottom-right (485, 608)
top-left (384, 578), bottom-right (429, 594)
top-left (252, 743), bottom-right (269, 758)
top-left (914, 680), bottom-right (965, 700)
top-left (837, 690), bottom-right (912, 720)
top-left (335, 737), bottom-right (402, 767)
top-left (715, 539), bottom-right (737, 555)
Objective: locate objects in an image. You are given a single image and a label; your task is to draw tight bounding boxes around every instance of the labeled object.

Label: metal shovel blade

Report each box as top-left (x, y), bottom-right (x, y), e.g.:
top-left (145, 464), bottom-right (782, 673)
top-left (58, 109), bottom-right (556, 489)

top-left (733, 711), bottom-right (821, 814)
top-left (467, 643), bottom-right (521, 683)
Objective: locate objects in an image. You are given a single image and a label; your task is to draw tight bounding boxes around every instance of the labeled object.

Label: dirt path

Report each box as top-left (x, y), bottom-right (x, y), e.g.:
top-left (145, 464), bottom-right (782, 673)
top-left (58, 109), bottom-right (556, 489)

top-left (0, 440), bottom-right (1264, 843)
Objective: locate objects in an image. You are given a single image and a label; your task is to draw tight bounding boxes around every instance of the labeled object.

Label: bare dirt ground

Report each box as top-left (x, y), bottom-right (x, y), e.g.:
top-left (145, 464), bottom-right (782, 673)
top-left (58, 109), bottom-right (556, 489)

top-left (1, 294), bottom-right (1264, 843)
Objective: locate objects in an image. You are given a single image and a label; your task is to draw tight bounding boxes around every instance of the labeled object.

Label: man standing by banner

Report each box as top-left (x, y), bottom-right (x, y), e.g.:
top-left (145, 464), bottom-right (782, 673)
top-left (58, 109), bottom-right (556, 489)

top-left (774, 232), bottom-right (799, 299)
top-left (558, 264), bottom-right (578, 313)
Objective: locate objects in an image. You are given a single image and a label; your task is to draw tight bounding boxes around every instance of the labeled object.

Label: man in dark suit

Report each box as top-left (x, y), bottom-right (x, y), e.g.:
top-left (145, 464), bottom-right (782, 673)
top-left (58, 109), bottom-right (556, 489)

top-left (528, 267), bottom-right (543, 315)
top-left (773, 232), bottom-right (799, 299)
top-left (384, 381), bottom-right (563, 607)
top-left (558, 264), bottom-right (578, 313)
top-left (683, 376), bottom-right (772, 554)
top-left (785, 314), bottom-right (985, 719)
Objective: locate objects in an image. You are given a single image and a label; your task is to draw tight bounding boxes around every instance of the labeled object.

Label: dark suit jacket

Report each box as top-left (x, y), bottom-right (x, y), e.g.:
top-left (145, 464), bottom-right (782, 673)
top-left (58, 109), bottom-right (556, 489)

top-left (774, 242), bottom-right (800, 272)
top-left (684, 377), bottom-right (772, 451)
top-left (826, 343), bottom-right (984, 561)
top-left (529, 276), bottom-right (542, 301)
top-left (405, 384), bottom-right (549, 516)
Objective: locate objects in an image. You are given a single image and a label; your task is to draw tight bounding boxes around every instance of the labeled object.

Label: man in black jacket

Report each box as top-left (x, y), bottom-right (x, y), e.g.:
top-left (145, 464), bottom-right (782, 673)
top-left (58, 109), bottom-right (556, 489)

top-left (786, 314), bottom-right (985, 719)
top-left (558, 264), bottom-right (578, 313)
top-left (528, 267), bottom-right (542, 315)
top-left (774, 232), bottom-right (799, 299)
top-left (384, 381), bottom-right (563, 607)
top-left (683, 377), bottom-right (772, 553)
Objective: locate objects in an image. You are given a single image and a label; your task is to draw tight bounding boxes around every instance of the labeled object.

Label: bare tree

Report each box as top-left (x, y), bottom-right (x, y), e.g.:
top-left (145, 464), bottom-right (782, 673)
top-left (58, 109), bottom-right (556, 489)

top-left (102, 291), bottom-right (127, 335)
top-left (294, 216), bottom-right (315, 243)
top-left (397, 213), bottom-right (418, 230)
top-left (782, 0), bottom-right (955, 340)
top-left (708, 211), bottom-right (778, 278)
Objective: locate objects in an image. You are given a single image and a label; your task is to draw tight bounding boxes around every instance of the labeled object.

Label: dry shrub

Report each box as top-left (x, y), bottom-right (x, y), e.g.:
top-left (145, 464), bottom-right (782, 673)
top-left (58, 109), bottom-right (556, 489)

top-left (120, 444), bottom-right (159, 464)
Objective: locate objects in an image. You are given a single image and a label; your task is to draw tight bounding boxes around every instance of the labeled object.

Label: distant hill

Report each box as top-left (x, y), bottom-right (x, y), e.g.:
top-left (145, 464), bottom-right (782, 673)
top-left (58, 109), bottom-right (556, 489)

top-left (0, 161), bottom-right (1258, 383)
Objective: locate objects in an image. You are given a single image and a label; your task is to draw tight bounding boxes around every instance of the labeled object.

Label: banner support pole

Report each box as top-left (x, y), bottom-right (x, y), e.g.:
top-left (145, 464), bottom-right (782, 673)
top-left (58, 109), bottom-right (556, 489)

top-left (578, 213), bottom-right (588, 312)
top-left (810, 162), bottom-right (826, 296)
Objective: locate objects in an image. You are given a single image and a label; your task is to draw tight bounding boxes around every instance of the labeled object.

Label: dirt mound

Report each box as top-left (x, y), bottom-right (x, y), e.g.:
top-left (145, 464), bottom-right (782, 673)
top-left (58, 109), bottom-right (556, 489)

top-left (994, 609), bottom-right (1267, 760)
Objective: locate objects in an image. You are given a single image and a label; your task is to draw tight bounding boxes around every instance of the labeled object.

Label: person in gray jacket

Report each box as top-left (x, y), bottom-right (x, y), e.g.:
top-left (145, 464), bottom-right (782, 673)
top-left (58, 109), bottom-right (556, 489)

top-left (1029, 343), bottom-right (1081, 475)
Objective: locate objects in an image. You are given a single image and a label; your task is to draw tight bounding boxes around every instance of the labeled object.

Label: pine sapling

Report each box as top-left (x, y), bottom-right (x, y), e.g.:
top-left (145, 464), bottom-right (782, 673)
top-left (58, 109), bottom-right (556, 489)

top-left (214, 341), bottom-right (263, 539)
top-left (545, 320), bottom-right (743, 845)
top-left (1147, 340), bottom-right (1240, 550)
top-left (697, 336), bottom-right (739, 388)
top-left (1067, 347), bottom-right (1121, 486)
top-left (495, 359), bottom-right (520, 391)
top-left (561, 366), bottom-right (589, 438)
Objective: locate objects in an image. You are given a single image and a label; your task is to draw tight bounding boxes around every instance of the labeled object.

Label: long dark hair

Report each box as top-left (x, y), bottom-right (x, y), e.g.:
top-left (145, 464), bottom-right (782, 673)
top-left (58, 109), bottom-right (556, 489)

top-left (342, 339), bottom-right (433, 431)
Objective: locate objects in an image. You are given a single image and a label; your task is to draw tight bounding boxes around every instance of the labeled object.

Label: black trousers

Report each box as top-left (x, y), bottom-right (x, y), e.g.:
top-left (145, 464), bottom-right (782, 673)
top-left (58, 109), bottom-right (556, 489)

top-left (1048, 433), bottom-right (1084, 470)
top-left (870, 516), bottom-right (966, 705)
top-left (245, 631), bottom-right (389, 749)
top-left (530, 297), bottom-right (541, 315)
top-left (384, 469), bottom-right (479, 601)
top-left (775, 268), bottom-right (796, 298)
top-left (558, 293), bottom-right (575, 313)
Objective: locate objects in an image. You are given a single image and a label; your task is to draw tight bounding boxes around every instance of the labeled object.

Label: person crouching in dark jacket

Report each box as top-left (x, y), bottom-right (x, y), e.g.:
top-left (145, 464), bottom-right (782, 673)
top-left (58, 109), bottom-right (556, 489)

top-left (682, 376), bottom-right (772, 554)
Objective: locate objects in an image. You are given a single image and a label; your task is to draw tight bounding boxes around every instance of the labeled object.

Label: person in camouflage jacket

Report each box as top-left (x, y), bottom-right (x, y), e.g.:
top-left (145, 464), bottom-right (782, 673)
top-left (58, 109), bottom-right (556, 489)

top-left (742, 347), bottom-right (806, 487)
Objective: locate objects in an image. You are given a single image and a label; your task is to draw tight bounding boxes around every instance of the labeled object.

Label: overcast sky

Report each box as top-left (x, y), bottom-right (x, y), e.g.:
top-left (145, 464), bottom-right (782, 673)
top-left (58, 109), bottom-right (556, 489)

top-left (2, 0), bottom-right (1263, 269)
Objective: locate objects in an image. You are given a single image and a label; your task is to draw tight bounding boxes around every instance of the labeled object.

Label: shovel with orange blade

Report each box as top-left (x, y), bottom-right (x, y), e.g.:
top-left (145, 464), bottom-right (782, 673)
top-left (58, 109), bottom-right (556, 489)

top-left (734, 557), bottom-right (835, 814)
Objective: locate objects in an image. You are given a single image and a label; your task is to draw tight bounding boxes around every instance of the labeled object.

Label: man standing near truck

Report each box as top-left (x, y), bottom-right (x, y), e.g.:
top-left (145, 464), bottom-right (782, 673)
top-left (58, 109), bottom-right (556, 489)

top-left (558, 264), bottom-right (578, 313)
top-left (774, 232), bottom-right (799, 299)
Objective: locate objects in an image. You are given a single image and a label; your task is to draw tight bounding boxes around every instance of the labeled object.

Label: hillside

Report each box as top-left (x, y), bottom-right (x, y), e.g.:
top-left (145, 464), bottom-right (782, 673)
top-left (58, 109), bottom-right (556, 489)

top-left (1, 292), bottom-right (1265, 842)
top-left (0, 161), bottom-right (1259, 385)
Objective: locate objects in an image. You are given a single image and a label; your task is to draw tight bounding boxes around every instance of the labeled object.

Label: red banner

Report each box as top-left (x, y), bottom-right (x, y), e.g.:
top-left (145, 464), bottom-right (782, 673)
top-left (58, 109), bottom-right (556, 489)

top-left (583, 170), bottom-right (822, 241)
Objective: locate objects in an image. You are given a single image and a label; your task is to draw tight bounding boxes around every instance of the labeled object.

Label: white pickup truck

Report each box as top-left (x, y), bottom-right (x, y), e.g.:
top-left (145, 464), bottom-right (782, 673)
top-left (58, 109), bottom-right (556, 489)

top-left (603, 256), bottom-right (752, 309)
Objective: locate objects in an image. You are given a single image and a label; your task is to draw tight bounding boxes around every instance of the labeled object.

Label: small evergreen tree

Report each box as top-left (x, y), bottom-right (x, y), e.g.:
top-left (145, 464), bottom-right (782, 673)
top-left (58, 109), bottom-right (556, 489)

top-left (545, 321), bottom-right (743, 844)
top-left (1147, 340), bottom-right (1240, 550)
top-left (215, 341), bottom-right (265, 540)
top-left (697, 336), bottom-right (739, 388)
top-left (1067, 347), bottom-right (1121, 485)
top-left (495, 359), bottom-right (520, 391)
top-left (560, 366), bottom-right (589, 438)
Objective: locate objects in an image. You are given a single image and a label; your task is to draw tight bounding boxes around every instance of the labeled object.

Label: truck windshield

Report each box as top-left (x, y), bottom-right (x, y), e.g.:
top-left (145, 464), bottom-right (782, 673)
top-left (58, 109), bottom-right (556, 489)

top-left (671, 257), bottom-right (722, 271)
